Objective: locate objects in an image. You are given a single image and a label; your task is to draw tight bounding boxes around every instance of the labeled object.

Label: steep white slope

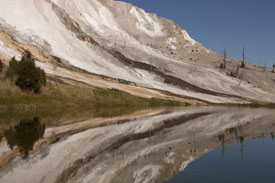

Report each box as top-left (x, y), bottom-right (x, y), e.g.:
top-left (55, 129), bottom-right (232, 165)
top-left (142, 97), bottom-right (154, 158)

top-left (129, 6), bottom-right (165, 37)
top-left (0, 0), bottom-right (274, 103)
top-left (0, 0), bottom-right (130, 78)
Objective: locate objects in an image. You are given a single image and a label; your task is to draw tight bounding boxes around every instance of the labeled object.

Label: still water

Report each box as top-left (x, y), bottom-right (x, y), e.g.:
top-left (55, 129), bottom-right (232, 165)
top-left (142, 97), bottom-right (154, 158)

top-left (0, 106), bottom-right (275, 183)
top-left (169, 138), bottom-right (275, 183)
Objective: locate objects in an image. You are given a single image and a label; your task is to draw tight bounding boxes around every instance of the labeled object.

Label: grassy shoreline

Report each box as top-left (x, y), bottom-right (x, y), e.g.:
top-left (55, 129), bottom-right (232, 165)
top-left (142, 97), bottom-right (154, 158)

top-left (0, 79), bottom-right (185, 111)
top-left (0, 92), bottom-right (183, 111)
top-left (1, 79), bottom-right (274, 110)
top-left (0, 60), bottom-right (188, 111)
top-left (2, 64), bottom-right (273, 110)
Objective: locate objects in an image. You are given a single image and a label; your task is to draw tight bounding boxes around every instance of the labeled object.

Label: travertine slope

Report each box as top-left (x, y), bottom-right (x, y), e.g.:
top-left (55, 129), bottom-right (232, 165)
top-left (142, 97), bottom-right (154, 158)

top-left (0, 0), bottom-right (274, 103)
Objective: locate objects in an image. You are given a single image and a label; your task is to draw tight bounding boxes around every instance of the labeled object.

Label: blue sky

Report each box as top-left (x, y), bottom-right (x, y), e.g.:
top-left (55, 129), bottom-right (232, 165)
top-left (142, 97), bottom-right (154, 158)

top-left (118, 0), bottom-right (275, 67)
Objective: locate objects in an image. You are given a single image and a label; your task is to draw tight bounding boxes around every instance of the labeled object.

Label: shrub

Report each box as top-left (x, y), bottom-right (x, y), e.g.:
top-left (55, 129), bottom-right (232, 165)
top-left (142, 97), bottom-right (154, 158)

top-left (5, 66), bottom-right (16, 79)
top-left (9, 57), bottom-right (19, 74)
top-left (5, 57), bottom-right (19, 79)
top-left (15, 51), bottom-right (46, 93)
top-left (0, 59), bottom-right (2, 73)
top-left (4, 51), bottom-right (47, 93)
top-left (37, 68), bottom-right (46, 86)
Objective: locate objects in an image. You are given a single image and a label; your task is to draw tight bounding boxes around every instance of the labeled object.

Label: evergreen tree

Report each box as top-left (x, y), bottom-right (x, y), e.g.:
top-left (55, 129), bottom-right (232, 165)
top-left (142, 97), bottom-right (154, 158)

top-left (5, 57), bottom-right (19, 79)
top-left (37, 67), bottom-right (46, 86)
top-left (16, 51), bottom-right (42, 93)
top-left (9, 57), bottom-right (19, 74)
top-left (5, 52), bottom-right (46, 92)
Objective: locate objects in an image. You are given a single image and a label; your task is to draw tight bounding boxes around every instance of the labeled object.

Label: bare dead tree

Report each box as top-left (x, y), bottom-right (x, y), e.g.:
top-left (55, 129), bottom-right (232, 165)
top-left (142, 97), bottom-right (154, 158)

top-left (220, 47), bottom-right (227, 69)
top-left (223, 46), bottom-right (227, 69)
top-left (241, 46), bottom-right (246, 68)
top-left (242, 47), bottom-right (245, 62)
top-left (238, 69), bottom-right (243, 86)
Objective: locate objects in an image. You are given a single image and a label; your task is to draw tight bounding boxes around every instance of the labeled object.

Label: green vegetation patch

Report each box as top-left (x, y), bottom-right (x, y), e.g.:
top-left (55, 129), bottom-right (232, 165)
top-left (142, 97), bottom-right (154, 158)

top-left (91, 89), bottom-right (181, 107)
top-left (5, 51), bottom-right (46, 93)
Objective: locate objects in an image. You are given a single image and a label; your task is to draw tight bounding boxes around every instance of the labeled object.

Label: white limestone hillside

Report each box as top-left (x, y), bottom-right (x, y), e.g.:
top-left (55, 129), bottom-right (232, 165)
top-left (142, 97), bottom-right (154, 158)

top-left (0, 0), bottom-right (274, 103)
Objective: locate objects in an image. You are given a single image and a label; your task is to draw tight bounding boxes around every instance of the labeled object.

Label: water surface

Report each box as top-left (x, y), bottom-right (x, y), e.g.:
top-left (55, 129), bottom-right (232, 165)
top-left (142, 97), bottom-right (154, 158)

top-left (169, 138), bottom-right (275, 183)
top-left (0, 106), bottom-right (275, 183)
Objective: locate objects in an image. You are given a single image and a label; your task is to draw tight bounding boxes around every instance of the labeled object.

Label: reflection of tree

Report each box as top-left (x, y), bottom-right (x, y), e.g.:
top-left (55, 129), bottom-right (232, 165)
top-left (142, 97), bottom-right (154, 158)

top-left (4, 117), bottom-right (45, 157)
top-left (221, 127), bottom-right (247, 159)
top-left (218, 134), bottom-right (225, 158)
top-left (240, 136), bottom-right (244, 159)
top-left (271, 132), bottom-right (274, 140)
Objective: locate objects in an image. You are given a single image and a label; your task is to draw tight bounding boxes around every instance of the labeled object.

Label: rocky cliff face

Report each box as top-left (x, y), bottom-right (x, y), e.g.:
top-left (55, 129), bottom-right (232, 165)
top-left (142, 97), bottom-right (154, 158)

top-left (0, 0), bottom-right (274, 103)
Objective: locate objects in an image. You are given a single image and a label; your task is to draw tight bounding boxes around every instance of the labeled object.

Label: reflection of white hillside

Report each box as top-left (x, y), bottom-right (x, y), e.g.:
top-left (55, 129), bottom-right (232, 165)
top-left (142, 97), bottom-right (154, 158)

top-left (0, 107), bottom-right (275, 183)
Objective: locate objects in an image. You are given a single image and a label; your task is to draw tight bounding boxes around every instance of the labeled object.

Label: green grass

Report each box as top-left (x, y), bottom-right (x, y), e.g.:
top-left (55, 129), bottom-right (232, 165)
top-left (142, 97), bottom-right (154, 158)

top-left (0, 89), bottom-right (183, 111)
top-left (0, 78), bottom-right (183, 111)
top-left (91, 89), bottom-right (181, 107)
top-left (0, 86), bottom-right (184, 110)
top-left (0, 95), bottom-right (76, 110)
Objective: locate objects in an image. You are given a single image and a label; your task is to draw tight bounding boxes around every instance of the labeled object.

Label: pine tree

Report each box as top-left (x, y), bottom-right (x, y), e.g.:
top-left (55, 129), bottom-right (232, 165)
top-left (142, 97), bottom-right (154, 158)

top-left (5, 52), bottom-right (46, 92)
top-left (16, 51), bottom-right (42, 93)
top-left (5, 57), bottom-right (19, 79)
top-left (37, 67), bottom-right (46, 86)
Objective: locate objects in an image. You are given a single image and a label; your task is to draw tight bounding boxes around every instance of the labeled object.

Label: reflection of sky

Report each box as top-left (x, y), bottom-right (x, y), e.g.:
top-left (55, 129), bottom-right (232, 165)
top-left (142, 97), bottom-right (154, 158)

top-left (170, 138), bottom-right (275, 183)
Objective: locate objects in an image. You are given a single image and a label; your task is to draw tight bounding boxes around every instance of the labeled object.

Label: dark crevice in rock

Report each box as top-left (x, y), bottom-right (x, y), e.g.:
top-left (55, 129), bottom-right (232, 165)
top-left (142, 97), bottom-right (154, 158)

top-left (49, 1), bottom-right (99, 46)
